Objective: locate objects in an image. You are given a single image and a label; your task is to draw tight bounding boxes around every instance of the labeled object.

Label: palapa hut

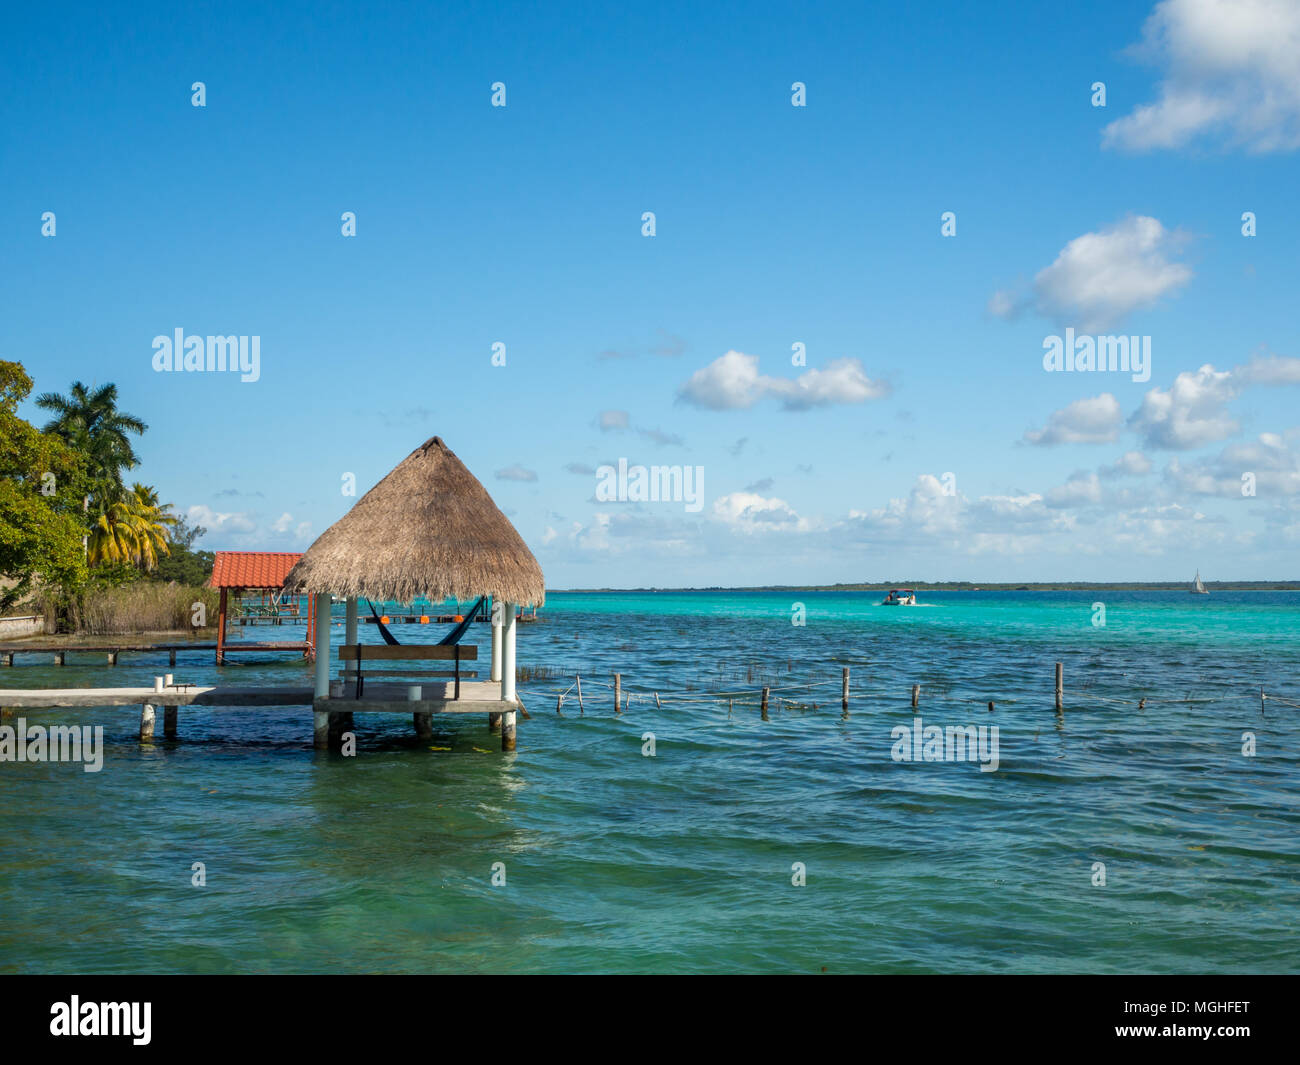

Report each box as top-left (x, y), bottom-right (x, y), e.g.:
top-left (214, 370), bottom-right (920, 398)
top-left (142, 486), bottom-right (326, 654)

top-left (283, 436), bottom-right (545, 751)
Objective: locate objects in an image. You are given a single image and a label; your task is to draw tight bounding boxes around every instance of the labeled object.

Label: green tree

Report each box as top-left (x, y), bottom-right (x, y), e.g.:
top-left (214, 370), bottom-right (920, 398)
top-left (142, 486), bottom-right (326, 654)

top-left (0, 361), bottom-right (90, 610)
top-left (87, 483), bottom-right (177, 570)
top-left (35, 380), bottom-right (147, 502)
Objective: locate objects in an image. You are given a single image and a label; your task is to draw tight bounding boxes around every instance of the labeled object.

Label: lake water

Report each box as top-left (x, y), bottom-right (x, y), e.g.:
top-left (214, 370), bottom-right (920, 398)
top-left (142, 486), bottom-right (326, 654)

top-left (1, 590), bottom-right (1297, 973)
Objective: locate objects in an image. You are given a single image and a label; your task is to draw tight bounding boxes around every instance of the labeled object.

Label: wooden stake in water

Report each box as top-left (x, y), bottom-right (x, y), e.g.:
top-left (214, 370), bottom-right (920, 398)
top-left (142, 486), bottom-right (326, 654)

top-left (911, 684), bottom-right (920, 708)
top-left (139, 703), bottom-right (156, 742)
top-left (575, 673), bottom-right (584, 714)
top-left (761, 687), bottom-right (770, 721)
top-left (655, 692), bottom-right (662, 710)
top-left (1055, 662), bottom-right (1063, 711)
top-left (842, 667), bottom-right (850, 712)
top-left (614, 673), bottom-right (621, 714)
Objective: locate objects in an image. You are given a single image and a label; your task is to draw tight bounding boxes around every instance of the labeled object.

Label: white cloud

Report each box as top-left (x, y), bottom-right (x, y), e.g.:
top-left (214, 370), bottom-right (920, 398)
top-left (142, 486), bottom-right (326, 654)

top-left (711, 491), bottom-right (807, 532)
top-left (1027, 216), bottom-right (1192, 331)
top-left (677, 350), bottom-right (889, 411)
top-left (1024, 393), bottom-right (1123, 445)
top-left (495, 465), bottom-right (538, 482)
top-left (1165, 432), bottom-right (1300, 495)
top-left (1100, 450), bottom-right (1154, 477)
top-left (1234, 353), bottom-right (1300, 385)
top-left (1128, 363), bottom-right (1240, 449)
top-left (1103, 0), bottom-right (1300, 154)
top-left (187, 504), bottom-right (255, 534)
top-left (598, 410), bottom-right (630, 431)
top-left (1047, 471), bottom-right (1104, 508)
top-left (270, 512), bottom-right (293, 533)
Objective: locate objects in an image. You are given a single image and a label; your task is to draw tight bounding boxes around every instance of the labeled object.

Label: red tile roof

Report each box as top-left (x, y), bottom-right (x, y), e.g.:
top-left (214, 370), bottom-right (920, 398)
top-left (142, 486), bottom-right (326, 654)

top-left (209, 551), bottom-right (303, 589)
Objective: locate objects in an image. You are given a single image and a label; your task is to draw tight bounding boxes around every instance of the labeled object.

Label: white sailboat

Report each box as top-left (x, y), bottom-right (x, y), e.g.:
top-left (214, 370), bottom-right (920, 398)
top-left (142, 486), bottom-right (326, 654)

top-left (1191, 570), bottom-right (1208, 595)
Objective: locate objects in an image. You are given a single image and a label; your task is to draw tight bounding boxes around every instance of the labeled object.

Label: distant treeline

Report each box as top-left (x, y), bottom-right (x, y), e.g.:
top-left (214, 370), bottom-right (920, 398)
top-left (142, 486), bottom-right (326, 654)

top-left (552, 581), bottom-right (1300, 593)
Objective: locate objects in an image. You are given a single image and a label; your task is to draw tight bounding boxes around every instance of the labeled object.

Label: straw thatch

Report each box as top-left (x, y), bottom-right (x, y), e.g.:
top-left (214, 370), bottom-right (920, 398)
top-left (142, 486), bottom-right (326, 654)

top-left (283, 436), bottom-right (545, 606)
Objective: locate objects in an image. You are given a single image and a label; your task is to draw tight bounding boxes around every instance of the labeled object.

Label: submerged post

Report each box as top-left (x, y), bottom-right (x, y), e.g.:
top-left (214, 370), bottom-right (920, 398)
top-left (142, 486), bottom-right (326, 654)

top-left (1055, 662), bottom-right (1063, 711)
top-left (502, 709), bottom-right (517, 752)
top-left (575, 674), bottom-right (584, 713)
top-left (614, 673), bottom-right (622, 714)
top-left (761, 687), bottom-right (770, 721)
top-left (313, 592), bottom-right (334, 749)
top-left (911, 684), bottom-right (920, 708)
top-left (842, 667), bottom-right (850, 712)
top-left (491, 598), bottom-right (503, 683)
top-left (139, 703), bottom-right (156, 742)
top-left (164, 706), bottom-right (178, 739)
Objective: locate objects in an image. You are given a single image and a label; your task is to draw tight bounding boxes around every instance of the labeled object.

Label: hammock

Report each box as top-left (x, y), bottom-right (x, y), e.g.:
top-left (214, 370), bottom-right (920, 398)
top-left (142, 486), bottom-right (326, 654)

top-left (364, 597), bottom-right (487, 646)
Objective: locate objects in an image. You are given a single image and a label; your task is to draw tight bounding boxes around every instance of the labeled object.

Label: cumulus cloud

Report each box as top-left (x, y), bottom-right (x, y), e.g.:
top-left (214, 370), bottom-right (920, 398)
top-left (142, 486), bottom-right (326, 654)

top-left (1165, 433), bottom-right (1300, 495)
top-left (677, 351), bottom-right (889, 411)
top-left (1024, 393), bottom-right (1124, 445)
top-left (1100, 450), bottom-right (1154, 478)
top-left (1047, 471), bottom-right (1104, 508)
top-left (1234, 353), bottom-right (1300, 385)
top-left (996, 216), bottom-right (1193, 331)
top-left (1102, 0), bottom-right (1300, 154)
top-left (711, 491), bottom-right (806, 533)
top-left (1128, 363), bottom-right (1240, 449)
top-left (495, 465), bottom-right (538, 482)
top-left (270, 512), bottom-right (293, 533)
top-left (187, 504), bottom-right (255, 534)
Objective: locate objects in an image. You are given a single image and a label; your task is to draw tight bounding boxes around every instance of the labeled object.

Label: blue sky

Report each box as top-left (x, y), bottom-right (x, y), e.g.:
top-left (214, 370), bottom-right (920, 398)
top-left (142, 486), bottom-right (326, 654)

top-left (5, 0), bottom-right (1300, 586)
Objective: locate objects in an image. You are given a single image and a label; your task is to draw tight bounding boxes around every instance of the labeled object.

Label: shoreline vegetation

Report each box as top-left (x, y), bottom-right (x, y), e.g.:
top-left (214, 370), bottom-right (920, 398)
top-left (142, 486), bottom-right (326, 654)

top-left (550, 581), bottom-right (1300, 593)
top-left (2, 361), bottom-right (219, 636)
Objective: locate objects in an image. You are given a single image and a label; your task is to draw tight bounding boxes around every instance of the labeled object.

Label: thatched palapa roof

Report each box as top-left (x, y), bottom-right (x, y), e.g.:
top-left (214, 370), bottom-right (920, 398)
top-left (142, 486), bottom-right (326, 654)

top-left (283, 436), bottom-right (545, 606)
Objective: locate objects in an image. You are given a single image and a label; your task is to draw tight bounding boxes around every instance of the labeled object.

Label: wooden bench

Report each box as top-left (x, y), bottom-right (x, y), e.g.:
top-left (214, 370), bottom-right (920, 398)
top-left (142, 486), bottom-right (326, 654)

top-left (339, 644), bottom-right (478, 699)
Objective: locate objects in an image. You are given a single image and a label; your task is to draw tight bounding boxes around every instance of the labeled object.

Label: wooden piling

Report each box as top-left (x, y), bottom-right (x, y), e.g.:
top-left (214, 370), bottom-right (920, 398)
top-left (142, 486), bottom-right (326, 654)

top-left (501, 709), bottom-right (517, 751)
top-left (987, 701), bottom-right (995, 713)
top-left (575, 674), bottom-right (584, 713)
top-left (313, 710), bottom-right (329, 749)
top-left (842, 667), bottom-right (850, 712)
top-left (414, 712), bottom-right (433, 738)
top-left (761, 686), bottom-right (770, 721)
top-left (107, 651), bottom-right (118, 667)
top-left (654, 692), bottom-right (662, 710)
top-left (488, 711), bottom-right (503, 733)
top-left (169, 649), bottom-right (177, 667)
top-left (1054, 662), bottom-right (1063, 711)
top-left (614, 673), bottom-right (622, 714)
top-left (911, 684), bottom-right (920, 708)
top-left (139, 703), bottom-right (156, 742)
top-left (54, 652), bottom-right (65, 667)
top-left (164, 706), bottom-right (178, 738)
top-left (328, 711), bottom-right (351, 750)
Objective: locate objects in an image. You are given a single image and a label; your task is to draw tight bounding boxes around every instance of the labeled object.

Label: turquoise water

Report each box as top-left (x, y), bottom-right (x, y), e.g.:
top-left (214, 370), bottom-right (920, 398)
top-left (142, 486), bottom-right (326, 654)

top-left (1, 590), bottom-right (1297, 973)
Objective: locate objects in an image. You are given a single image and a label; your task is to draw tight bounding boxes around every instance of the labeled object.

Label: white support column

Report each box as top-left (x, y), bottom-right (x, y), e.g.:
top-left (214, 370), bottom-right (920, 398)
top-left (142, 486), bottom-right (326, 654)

top-left (314, 593), bottom-right (331, 698)
top-left (345, 597), bottom-right (358, 647)
top-left (500, 602), bottom-right (516, 702)
top-left (490, 597), bottom-right (502, 683)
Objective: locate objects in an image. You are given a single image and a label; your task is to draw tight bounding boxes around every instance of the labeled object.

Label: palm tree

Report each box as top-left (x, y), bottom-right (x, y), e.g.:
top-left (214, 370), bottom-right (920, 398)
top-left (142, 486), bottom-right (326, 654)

top-left (125, 483), bottom-right (176, 570)
top-left (35, 381), bottom-right (147, 498)
top-left (86, 485), bottom-right (176, 571)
